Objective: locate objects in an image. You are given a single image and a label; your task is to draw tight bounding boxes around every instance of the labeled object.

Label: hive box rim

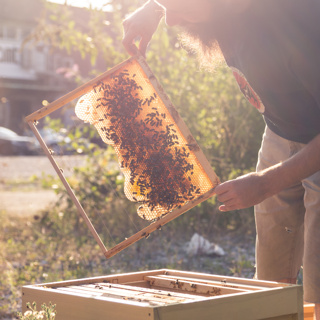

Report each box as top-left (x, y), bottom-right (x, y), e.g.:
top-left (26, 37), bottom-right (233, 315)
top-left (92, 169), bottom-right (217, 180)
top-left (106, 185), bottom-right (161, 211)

top-left (22, 269), bottom-right (303, 320)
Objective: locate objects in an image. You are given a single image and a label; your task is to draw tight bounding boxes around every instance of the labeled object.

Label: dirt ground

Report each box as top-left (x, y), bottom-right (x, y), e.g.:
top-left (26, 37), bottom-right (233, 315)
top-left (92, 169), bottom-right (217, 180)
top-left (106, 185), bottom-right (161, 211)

top-left (0, 155), bottom-right (86, 216)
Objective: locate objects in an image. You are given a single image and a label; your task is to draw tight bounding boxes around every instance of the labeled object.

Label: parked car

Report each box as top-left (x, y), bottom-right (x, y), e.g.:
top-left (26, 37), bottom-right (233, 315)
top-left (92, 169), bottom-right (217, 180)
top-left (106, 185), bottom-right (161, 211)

top-left (0, 127), bottom-right (40, 155)
top-left (38, 128), bottom-right (76, 155)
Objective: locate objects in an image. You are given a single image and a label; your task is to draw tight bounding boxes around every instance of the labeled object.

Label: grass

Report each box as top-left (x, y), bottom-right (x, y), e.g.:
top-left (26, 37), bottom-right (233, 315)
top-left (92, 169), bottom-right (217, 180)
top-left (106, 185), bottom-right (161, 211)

top-left (17, 302), bottom-right (56, 320)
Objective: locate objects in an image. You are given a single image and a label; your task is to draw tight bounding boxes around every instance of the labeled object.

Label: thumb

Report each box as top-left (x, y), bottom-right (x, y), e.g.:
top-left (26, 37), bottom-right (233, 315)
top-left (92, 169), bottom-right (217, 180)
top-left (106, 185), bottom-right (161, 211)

top-left (214, 181), bottom-right (228, 195)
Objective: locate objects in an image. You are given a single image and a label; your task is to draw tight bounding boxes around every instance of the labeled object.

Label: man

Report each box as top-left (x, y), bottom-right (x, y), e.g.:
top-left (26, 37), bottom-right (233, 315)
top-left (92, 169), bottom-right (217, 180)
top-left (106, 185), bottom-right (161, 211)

top-left (122, 0), bottom-right (320, 317)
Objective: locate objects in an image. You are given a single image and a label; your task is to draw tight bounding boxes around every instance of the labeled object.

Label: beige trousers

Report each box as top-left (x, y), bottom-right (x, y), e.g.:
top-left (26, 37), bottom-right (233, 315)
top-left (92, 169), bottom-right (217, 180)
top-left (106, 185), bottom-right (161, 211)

top-left (255, 127), bottom-right (320, 303)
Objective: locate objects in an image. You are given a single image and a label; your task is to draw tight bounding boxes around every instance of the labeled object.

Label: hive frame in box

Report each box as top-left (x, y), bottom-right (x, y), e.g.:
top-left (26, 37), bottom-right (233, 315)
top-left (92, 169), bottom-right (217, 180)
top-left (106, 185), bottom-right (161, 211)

top-left (25, 53), bottom-right (220, 259)
top-left (22, 269), bottom-right (304, 320)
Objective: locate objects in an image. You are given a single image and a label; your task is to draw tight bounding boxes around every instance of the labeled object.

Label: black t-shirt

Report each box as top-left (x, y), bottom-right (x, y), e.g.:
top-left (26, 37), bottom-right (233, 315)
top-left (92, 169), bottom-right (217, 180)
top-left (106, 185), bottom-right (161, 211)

top-left (223, 0), bottom-right (320, 144)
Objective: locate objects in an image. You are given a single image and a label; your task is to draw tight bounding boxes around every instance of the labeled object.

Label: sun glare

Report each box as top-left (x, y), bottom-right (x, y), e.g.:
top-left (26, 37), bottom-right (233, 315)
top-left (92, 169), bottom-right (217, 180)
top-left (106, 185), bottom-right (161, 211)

top-left (48, 0), bottom-right (110, 10)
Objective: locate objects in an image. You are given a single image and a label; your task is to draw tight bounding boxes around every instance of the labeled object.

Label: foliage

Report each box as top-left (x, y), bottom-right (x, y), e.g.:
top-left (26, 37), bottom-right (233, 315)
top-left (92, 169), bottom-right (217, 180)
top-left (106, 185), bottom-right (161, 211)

top-left (17, 302), bottom-right (56, 320)
top-left (25, 0), bottom-right (144, 68)
top-left (38, 148), bottom-right (146, 245)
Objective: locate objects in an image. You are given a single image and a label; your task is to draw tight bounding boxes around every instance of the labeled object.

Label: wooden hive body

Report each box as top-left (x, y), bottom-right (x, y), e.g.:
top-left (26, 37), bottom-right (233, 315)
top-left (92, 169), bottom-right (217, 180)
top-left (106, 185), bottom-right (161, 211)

top-left (22, 269), bottom-right (304, 320)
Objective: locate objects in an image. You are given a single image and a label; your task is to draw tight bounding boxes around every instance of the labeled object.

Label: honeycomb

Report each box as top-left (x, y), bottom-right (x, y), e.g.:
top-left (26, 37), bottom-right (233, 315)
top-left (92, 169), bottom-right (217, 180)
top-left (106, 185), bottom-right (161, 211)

top-left (75, 59), bottom-right (215, 221)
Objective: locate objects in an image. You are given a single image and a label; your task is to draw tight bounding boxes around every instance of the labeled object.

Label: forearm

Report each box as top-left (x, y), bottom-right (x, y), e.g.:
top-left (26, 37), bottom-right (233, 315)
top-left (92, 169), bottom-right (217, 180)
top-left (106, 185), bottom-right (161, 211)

top-left (261, 133), bottom-right (320, 197)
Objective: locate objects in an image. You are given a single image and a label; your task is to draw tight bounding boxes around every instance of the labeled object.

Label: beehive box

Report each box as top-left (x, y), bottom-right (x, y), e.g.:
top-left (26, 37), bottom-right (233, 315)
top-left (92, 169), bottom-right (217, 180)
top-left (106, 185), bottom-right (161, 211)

top-left (22, 269), bottom-right (303, 320)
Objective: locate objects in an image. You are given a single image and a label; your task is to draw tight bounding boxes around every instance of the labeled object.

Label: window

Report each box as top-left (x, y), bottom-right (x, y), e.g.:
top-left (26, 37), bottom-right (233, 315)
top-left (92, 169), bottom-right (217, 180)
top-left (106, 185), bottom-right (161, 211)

top-left (0, 48), bottom-right (18, 63)
top-left (6, 26), bottom-right (16, 39)
top-left (21, 49), bottom-right (32, 69)
top-left (0, 24), bottom-right (18, 39)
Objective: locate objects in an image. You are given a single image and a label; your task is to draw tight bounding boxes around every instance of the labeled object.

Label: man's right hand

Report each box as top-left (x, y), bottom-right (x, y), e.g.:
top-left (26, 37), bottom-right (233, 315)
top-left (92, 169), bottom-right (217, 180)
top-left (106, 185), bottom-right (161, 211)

top-left (122, 1), bottom-right (164, 57)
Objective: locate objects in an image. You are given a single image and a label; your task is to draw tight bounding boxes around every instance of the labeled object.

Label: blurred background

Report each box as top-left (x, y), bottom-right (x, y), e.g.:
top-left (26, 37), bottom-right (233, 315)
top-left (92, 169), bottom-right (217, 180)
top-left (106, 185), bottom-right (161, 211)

top-left (0, 0), bottom-right (265, 318)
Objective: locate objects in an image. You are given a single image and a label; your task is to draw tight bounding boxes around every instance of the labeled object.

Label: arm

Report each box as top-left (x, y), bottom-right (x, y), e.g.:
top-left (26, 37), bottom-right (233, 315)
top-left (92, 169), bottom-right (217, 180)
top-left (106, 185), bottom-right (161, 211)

top-left (215, 133), bottom-right (320, 211)
top-left (122, 0), bottom-right (164, 57)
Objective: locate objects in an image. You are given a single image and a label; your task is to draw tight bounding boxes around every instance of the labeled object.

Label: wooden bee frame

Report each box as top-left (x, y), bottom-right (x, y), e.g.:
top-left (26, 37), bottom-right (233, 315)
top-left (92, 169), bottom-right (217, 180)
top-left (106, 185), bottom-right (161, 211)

top-left (25, 54), bottom-right (220, 259)
top-left (22, 269), bottom-right (304, 320)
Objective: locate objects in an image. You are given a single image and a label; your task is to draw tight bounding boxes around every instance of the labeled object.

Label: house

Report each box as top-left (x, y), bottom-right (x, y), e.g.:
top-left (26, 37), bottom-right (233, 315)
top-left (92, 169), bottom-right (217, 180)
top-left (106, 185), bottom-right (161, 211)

top-left (0, 0), bottom-right (111, 134)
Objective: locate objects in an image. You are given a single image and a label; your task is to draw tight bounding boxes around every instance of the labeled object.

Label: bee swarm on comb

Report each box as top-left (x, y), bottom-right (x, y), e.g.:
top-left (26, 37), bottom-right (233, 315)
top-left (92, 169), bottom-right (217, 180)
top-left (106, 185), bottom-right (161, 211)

top-left (75, 64), bottom-right (214, 221)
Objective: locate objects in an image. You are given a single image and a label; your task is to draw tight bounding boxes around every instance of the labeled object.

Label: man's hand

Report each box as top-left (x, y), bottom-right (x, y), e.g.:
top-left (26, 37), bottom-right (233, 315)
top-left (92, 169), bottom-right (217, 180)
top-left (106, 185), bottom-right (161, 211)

top-left (215, 133), bottom-right (320, 212)
top-left (122, 1), bottom-right (164, 57)
top-left (214, 172), bottom-right (269, 212)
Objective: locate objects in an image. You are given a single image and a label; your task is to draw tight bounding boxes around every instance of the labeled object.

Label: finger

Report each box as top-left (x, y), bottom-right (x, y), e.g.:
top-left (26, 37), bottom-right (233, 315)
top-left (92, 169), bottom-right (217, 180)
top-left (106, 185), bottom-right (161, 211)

top-left (219, 203), bottom-right (239, 212)
top-left (122, 39), bottom-right (136, 56)
top-left (214, 183), bottom-right (229, 196)
top-left (216, 187), bottom-right (238, 203)
top-left (216, 192), bottom-right (233, 203)
top-left (122, 40), bottom-right (137, 56)
top-left (139, 37), bottom-right (151, 57)
top-left (218, 196), bottom-right (240, 210)
top-left (122, 18), bottom-right (130, 31)
top-left (122, 29), bottom-right (139, 56)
